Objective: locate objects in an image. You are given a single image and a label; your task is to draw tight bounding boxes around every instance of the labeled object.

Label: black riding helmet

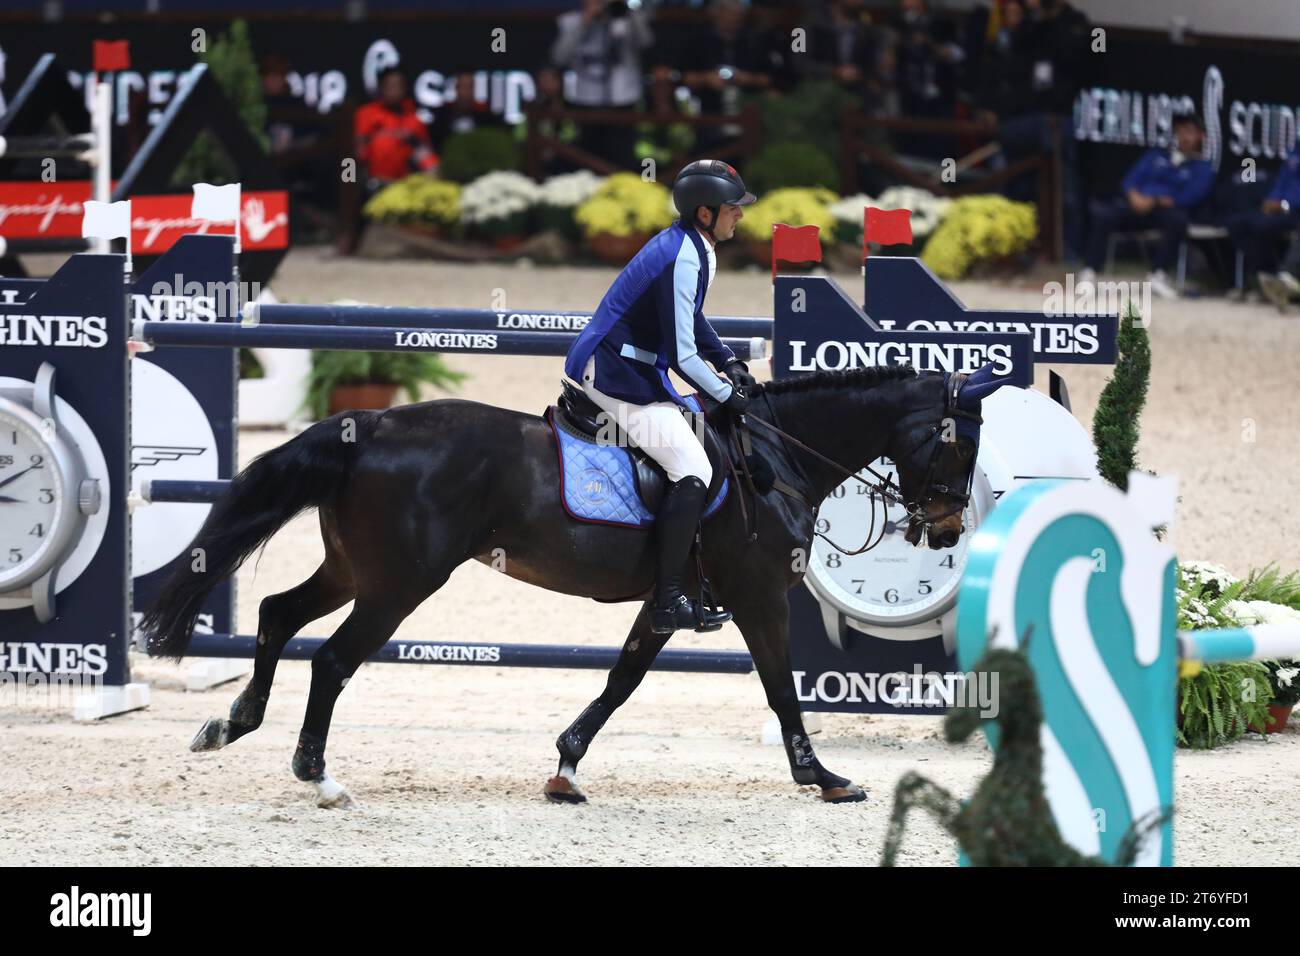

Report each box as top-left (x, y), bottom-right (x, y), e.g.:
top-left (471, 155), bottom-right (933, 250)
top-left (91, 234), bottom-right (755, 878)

top-left (672, 159), bottom-right (757, 235)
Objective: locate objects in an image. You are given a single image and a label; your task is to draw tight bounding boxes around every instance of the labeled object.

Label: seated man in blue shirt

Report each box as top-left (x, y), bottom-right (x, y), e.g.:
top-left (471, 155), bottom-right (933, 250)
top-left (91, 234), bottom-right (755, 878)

top-left (1232, 144), bottom-right (1300, 305)
top-left (1081, 113), bottom-right (1215, 299)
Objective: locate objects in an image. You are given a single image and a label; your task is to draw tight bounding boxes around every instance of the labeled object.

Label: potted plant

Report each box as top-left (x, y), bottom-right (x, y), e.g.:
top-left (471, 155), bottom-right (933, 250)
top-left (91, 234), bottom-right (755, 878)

top-left (459, 170), bottom-right (541, 250)
top-left (1253, 661), bottom-right (1300, 733)
top-left (1177, 659), bottom-right (1274, 749)
top-left (736, 186), bottom-right (837, 268)
top-left (362, 175), bottom-right (461, 238)
top-left (574, 172), bottom-right (673, 264)
top-left (536, 170), bottom-right (604, 240)
top-left (438, 127), bottom-right (521, 184)
top-left (305, 350), bottom-right (469, 420)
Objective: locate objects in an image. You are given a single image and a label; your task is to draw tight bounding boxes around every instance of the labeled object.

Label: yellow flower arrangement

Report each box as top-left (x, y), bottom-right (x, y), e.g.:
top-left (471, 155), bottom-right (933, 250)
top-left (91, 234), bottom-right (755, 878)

top-left (573, 173), bottom-right (674, 238)
top-left (920, 195), bottom-right (1037, 280)
top-left (362, 176), bottom-right (462, 227)
top-left (736, 187), bottom-right (838, 243)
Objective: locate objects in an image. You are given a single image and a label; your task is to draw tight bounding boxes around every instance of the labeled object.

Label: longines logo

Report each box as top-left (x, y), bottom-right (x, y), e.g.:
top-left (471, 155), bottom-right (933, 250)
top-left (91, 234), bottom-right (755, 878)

top-left (0, 642), bottom-right (108, 676)
top-left (394, 331), bottom-right (497, 350)
top-left (875, 317), bottom-right (1101, 355)
top-left (787, 339), bottom-right (1015, 376)
top-left (495, 312), bottom-right (589, 331)
top-left (794, 667), bottom-right (998, 713)
top-left (396, 643), bottom-right (501, 662)
top-left (0, 314), bottom-right (108, 348)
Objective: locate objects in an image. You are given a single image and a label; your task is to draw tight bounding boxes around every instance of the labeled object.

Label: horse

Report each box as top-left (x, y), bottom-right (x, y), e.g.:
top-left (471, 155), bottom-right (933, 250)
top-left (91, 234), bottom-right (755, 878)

top-left (141, 363), bottom-right (1004, 808)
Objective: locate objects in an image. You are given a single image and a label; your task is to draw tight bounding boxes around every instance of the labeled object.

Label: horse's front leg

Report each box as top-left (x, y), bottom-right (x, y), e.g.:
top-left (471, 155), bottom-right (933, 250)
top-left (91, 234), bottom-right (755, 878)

top-left (729, 587), bottom-right (866, 804)
top-left (544, 602), bottom-right (669, 804)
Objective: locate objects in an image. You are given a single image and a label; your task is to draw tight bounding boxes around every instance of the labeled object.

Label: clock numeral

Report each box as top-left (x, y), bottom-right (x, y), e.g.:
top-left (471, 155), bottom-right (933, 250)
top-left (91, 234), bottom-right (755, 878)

top-left (39, 489), bottom-right (54, 504)
top-left (939, 555), bottom-right (955, 569)
top-left (29, 454), bottom-right (44, 467)
top-left (884, 588), bottom-right (899, 604)
top-left (919, 579), bottom-right (933, 595)
top-left (29, 523), bottom-right (45, 538)
top-left (830, 485), bottom-right (846, 499)
top-left (825, 552), bottom-right (842, 569)
top-left (815, 517), bottom-right (830, 534)
top-left (851, 579), bottom-right (865, 595)
top-left (8, 548), bottom-right (22, 564)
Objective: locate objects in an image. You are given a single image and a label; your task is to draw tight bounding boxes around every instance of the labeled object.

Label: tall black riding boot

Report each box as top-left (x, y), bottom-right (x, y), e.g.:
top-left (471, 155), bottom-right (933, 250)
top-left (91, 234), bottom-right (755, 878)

top-left (649, 476), bottom-right (731, 635)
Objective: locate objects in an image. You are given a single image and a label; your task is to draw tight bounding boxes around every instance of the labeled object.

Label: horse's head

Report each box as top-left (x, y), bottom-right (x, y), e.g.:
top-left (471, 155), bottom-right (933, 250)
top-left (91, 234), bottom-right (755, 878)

top-left (887, 364), bottom-right (1007, 550)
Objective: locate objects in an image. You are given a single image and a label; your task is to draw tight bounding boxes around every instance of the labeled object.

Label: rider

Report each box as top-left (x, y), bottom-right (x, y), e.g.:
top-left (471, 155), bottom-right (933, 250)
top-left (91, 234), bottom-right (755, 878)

top-left (563, 160), bottom-right (758, 635)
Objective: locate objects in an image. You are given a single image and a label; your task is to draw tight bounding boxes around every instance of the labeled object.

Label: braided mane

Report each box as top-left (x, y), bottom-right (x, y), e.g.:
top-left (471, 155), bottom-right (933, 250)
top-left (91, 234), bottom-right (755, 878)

top-left (750, 363), bottom-right (920, 397)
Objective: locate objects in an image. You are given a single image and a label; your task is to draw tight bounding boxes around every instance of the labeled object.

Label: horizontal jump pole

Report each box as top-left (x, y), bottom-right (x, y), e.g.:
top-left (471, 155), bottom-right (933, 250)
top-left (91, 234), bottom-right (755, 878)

top-left (246, 302), bottom-right (774, 340)
top-left (0, 132), bottom-right (98, 161)
top-left (1178, 625), bottom-right (1300, 664)
top-left (0, 237), bottom-right (93, 256)
top-left (186, 633), bottom-right (754, 674)
top-left (134, 320), bottom-right (766, 361)
top-left (141, 479), bottom-right (229, 503)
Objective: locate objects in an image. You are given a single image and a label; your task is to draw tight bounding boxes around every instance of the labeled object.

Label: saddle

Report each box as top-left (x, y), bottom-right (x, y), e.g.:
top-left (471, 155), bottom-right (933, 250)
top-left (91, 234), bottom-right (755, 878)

top-left (546, 379), bottom-right (729, 527)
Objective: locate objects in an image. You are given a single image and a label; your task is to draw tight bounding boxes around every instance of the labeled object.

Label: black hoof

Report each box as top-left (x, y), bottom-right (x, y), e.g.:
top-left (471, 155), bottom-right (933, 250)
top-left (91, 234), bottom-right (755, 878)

top-left (820, 784), bottom-right (868, 804)
top-left (544, 776), bottom-right (588, 804)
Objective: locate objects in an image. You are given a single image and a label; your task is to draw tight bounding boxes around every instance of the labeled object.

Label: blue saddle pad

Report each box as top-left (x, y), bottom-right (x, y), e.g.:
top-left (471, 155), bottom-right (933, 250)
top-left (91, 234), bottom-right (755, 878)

top-left (549, 394), bottom-right (729, 530)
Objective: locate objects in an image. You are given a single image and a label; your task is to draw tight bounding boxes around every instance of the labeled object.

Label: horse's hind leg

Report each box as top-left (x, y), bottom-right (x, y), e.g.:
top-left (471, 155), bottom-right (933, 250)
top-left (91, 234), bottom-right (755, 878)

top-left (190, 560), bottom-right (354, 753)
top-left (291, 598), bottom-right (418, 808)
top-left (544, 602), bottom-right (668, 804)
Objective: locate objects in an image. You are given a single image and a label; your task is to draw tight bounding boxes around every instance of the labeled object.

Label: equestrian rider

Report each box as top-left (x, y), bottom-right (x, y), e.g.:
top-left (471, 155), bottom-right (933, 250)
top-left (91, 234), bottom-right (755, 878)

top-left (563, 160), bottom-right (758, 635)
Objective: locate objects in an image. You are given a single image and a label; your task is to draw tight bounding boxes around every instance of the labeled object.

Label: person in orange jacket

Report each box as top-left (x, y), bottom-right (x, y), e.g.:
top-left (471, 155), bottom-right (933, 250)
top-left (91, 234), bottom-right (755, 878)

top-left (355, 68), bottom-right (438, 188)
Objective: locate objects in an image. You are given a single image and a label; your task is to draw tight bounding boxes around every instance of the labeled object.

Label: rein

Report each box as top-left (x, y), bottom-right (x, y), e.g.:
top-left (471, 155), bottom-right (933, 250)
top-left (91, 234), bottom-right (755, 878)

top-left (717, 375), bottom-right (981, 555)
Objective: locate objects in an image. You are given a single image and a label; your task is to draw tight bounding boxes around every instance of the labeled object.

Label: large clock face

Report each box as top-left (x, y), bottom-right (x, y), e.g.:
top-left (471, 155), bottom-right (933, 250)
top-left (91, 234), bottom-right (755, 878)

top-left (0, 411), bottom-right (68, 589)
top-left (806, 457), bottom-right (986, 627)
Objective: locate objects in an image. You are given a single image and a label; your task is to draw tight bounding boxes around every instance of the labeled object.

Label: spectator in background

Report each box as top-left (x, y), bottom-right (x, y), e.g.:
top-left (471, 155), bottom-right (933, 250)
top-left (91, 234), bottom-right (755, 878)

top-left (1230, 143), bottom-right (1300, 301)
top-left (977, 0), bottom-right (1089, 258)
top-left (892, 0), bottom-right (963, 125)
top-left (1259, 231), bottom-right (1300, 312)
top-left (354, 68), bottom-right (437, 192)
top-left (551, 0), bottom-right (654, 170)
top-left (1081, 114), bottom-right (1215, 300)
top-left (429, 73), bottom-right (506, 154)
top-left (801, 0), bottom-right (882, 92)
top-left (680, 0), bottom-right (779, 152)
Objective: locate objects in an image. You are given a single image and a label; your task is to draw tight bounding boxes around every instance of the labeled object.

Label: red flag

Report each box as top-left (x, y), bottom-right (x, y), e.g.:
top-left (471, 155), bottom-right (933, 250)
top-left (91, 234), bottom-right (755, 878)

top-left (93, 40), bottom-right (131, 73)
top-left (863, 207), bottom-right (913, 258)
top-left (771, 223), bottom-right (822, 280)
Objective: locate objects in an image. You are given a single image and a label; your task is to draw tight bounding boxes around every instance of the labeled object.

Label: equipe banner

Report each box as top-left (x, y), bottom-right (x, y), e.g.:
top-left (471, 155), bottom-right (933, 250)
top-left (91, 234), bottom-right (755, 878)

top-left (0, 183), bottom-right (288, 252)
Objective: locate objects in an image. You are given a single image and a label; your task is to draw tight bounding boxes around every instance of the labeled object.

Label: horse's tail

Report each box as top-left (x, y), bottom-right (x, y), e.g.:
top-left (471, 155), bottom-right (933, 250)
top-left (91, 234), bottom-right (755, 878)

top-left (140, 412), bottom-right (377, 660)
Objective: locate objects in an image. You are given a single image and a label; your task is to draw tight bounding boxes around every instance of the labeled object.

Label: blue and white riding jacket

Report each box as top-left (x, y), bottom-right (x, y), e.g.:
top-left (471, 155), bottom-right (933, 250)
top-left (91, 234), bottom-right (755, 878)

top-left (564, 220), bottom-right (736, 409)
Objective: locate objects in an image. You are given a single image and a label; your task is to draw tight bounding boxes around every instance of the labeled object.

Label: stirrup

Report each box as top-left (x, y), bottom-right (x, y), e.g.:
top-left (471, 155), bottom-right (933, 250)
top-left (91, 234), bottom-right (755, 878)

top-left (650, 594), bottom-right (731, 635)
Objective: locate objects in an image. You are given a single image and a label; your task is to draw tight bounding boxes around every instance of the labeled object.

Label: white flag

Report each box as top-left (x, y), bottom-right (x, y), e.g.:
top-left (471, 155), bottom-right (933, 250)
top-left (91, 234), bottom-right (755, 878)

top-left (191, 182), bottom-right (242, 223)
top-left (81, 199), bottom-right (131, 241)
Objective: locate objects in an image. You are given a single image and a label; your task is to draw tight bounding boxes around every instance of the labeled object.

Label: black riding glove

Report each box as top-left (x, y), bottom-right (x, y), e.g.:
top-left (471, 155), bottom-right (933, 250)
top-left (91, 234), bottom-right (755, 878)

top-left (722, 357), bottom-right (757, 390)
top-left (723, 386), bottom-right (750, 416)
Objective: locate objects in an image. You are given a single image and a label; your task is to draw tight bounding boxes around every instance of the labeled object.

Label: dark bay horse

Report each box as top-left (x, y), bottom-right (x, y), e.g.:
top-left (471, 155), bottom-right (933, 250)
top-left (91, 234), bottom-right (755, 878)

top-left (141, 364), bottom-right (1000, 808)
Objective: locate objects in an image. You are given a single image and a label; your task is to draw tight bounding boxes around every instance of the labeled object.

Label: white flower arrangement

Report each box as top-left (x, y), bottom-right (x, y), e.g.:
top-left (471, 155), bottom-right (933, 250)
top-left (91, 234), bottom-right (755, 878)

top-left (459, 171), bottom-right (542, 224)
top-left (826, 188), bottom-right (953, 242)
top-left (538, 170), bottom-right (604, 208)
top-left (829, 193), bottom-right (876, 225)
top-left (875, 186), bottom-right (953, 240)
top-left (1224, 600), bottom-right (1300, 628)
top-left (1179, 560), bottom-right (1239, 597)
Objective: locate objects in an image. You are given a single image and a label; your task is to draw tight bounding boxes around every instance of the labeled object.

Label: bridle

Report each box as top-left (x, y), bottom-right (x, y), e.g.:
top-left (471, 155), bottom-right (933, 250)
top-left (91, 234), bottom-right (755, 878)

top-left (721, 372), bottom-right (982, 555)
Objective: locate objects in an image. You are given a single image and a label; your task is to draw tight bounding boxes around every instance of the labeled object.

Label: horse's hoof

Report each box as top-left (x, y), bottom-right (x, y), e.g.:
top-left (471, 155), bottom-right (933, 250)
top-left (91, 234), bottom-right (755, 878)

top-left (189, 717), bottom-right (229, 752)
top-left (820, 784), bottom-right (867, 804)
top-left (313, 774), bottom-right (354, 809)
top-left (544, 775), bottom-right (587, 804)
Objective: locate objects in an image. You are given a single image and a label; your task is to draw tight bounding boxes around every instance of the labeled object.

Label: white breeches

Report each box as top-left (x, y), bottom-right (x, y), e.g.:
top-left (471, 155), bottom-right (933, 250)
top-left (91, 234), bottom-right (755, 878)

top-left (581, 355), bottom-right (712, 485)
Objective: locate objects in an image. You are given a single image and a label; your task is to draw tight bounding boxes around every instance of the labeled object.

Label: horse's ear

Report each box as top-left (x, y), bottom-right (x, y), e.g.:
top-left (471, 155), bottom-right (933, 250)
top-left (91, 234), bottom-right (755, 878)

top-left (957, 363), bottom-right (1008, 408)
